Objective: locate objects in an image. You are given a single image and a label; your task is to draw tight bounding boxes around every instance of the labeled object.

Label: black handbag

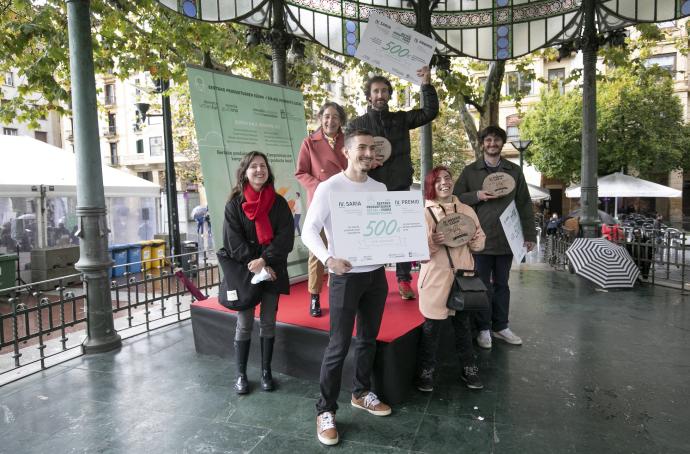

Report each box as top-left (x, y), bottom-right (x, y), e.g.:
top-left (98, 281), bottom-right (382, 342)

top-left (445, 269), bottom-right (489, 312)
top-left (426, 206), bottom-right (489, 312)
top-left (216, 247), bottom-right (262, 311)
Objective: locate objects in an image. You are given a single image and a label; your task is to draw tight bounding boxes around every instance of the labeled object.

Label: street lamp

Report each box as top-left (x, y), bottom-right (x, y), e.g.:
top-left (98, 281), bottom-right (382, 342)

top-left (510, 139), bottom-right (532, 169)
top-left (134, 79), bottom-right (181, 264)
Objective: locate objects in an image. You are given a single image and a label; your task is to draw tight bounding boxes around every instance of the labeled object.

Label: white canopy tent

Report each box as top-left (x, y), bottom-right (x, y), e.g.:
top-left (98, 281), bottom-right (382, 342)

top-left (528, 184), bottom-right (550, 202)
top-left (0, 135), bottom-right (160, 198)
top-left (0, 135), bottom-right (161, 249)
top-left (565, 172), bottom-right (682, 218)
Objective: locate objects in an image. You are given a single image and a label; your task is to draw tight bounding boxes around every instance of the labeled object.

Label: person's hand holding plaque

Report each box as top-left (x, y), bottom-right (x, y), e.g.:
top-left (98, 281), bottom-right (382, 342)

top-left (430, 231), bottom-right (445, 245)
top-left (371, 136), bottom-right (392, 169)
top-left (482, 172), bottom-right (516, 198)
top-left (435, 213), bottom-right (477, 247)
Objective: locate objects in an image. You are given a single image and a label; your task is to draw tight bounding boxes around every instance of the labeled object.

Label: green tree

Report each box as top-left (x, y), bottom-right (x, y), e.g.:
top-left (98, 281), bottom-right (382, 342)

top-left (410, 104), bottom-right (469, 181)
top-left (0, 0), bottom-right (338, 184)
top-left (521, 63), bottom-right (690, 182)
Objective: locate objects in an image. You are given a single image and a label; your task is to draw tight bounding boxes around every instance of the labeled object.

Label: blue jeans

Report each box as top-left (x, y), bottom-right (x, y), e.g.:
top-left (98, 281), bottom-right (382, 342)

top-left (473, 254), bottom-right (513, 332)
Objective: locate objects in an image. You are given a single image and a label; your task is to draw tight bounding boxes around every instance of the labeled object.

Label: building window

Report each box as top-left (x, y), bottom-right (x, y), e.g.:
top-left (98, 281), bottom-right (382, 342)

top-left (109, 142), bottom-right (118, 165)
top-left (506, 114), bottom-right (521, 142)
top-left (644, 53), bottom-right (676, 73)
top-left (505, 71), bottom-right (534, 96)
top-left (136, 139), bottom-right (144, 154)
top-left (3, 72), bottom-right (13, 87)
top-left (107, 113), bottom-right (116, 135)
top-left (3, 127), bottom-right (18, 136)
top-left (547, 68), bottom-right (566, 94)
top-left (138, 171), bottom-right (153, 182)
top-left (506, 126), bottom-right (519, 142)
top-left (149, 136), bottom-right (163, 156)
top-left (104, 84), bottom-right (116, 105)
top-left (34, 131), bottom-right (48, 142)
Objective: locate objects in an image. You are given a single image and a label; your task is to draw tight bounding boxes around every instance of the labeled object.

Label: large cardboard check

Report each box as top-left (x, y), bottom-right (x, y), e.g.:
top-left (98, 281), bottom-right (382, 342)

top-left (355, 12), bottom-right (436, 84)
top-left (329, 191), bottom-right (430, 266)
top-left (499, 201), bottom-right (527, 265)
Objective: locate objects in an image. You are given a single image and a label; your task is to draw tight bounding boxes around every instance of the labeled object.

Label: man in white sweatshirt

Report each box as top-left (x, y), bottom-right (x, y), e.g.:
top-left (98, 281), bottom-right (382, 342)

top-left (301, 129), bottom-right (392, 446)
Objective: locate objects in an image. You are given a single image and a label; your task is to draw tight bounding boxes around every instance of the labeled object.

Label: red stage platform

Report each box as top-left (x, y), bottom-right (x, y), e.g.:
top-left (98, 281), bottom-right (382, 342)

top-left (192, 272), bottom-right (424, 341)
top-left (191, 271), bottom-right (424, 404)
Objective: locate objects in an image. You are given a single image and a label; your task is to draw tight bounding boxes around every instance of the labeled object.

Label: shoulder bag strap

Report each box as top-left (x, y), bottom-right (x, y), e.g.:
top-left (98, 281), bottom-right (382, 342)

top-left (427, 206), bottom-right (456, 271)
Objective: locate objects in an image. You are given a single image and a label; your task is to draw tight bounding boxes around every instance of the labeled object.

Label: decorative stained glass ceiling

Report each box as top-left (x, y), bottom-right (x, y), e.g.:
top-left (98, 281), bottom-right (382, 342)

top-left (155, 0), bottom-right (690, 60)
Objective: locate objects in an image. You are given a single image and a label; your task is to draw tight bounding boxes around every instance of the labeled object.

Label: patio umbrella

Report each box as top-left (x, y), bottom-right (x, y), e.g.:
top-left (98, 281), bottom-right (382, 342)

top-left (528, 184), bottom-right (550, 202)
top-left (565, 172), bottom-right (682, 217)
top-left (191, 205), bottom-right (208, 219)
top-left (567, 209), bottom-right (616, 225)
top-left (566, 238), bottom-right (639, 289)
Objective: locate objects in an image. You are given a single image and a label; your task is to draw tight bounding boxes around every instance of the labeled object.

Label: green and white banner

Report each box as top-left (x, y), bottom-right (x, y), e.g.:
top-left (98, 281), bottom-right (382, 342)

top-left (186, 65), bottom-right (309, 278)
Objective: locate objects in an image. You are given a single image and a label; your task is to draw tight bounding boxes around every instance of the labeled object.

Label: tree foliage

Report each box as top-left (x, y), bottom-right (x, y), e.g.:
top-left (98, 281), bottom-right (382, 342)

top-left (410, 103), bottom-right (469, 181)
top-left (0, 0), bottom-right (339, 183)
top-left (521, 63), bottom-right (690, 182)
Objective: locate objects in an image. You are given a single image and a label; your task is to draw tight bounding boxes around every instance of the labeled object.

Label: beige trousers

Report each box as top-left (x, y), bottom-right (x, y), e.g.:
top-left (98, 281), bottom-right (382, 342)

top-left (307, 230), bottom-right (328, 295)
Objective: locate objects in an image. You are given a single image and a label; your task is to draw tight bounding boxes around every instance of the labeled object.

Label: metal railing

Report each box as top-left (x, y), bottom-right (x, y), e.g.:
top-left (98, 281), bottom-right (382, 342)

top-left (544, 229), bottom-right (689, 290)
top-left (0, 249), bottom-right (219, 385)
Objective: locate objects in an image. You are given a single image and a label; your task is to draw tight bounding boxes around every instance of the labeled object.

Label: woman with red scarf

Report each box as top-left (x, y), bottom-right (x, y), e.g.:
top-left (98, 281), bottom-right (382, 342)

top-left (223, 151), bottom-right (294, 394)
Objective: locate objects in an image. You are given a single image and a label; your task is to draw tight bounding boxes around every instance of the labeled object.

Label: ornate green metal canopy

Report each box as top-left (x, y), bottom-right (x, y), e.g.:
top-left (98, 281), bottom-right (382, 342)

top-left (156, 0), bottom-right (690, 60)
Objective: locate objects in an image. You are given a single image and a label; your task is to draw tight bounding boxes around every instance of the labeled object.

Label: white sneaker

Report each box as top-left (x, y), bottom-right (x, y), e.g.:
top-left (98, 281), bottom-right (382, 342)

top-left (492, 328), bottom-right (523, 345)
top-left (476, 330), bottom-right (492, 349)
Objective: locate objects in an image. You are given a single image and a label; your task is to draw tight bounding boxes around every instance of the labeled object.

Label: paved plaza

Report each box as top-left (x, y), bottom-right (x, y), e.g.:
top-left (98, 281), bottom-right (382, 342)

top-left (1, 269), bottom-right (688, 453)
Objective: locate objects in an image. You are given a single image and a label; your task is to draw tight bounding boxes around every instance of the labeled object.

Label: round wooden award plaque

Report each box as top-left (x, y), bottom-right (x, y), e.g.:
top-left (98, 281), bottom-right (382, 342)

top-left (373, 136), bottom-right (392, 164)
top-left (482, 172), bottom-right (516, 197)
top-left (436, 213), bottom-right (477, 247)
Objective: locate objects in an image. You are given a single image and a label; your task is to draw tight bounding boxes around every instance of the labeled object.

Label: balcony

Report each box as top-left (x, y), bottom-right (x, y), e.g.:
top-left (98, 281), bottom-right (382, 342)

top-left (104, 95), bottom-right (117, 106)
top-left (103, 125), bottom-right (117, 138)
top-left (65, 130), bottom-right (73, 142)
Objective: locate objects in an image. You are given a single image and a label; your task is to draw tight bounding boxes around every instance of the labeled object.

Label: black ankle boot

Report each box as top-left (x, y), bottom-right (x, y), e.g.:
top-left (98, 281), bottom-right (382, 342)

top-left (234, 340), bottom-right (250, 394)
top-left (415, 368), bottom-right (434, 392)
top-left (260, 337), bottom-right (275, 391)
top-left (310, 294), bottom-right (322, 317)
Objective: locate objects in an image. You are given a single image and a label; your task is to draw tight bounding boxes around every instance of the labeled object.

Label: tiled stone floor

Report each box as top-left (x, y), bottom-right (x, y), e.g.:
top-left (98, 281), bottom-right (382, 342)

top-left (1, 270), bottom-right (689, 453)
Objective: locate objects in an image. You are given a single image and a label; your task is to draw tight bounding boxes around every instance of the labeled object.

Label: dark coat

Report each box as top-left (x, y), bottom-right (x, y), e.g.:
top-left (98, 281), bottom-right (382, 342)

top-left (222, 192), bottom-right (294, 295)
top-left (348, 84), bottom-right (439, 190)
top-left (453, 158), bottom-right (537, 255)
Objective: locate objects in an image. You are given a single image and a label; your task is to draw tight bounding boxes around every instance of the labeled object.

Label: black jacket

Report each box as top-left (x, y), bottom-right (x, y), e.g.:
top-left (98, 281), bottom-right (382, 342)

top-left (348, 84), bottom-right (439, 190)
top-left (222, 193), bottom-right (294, 295)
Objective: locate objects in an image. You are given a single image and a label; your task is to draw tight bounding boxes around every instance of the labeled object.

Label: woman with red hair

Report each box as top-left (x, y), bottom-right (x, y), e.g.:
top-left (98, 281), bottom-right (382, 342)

top-left (416, 166), bottom-right (486, 392)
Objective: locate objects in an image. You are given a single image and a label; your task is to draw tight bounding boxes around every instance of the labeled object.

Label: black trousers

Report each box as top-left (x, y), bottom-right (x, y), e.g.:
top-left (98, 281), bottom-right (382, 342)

top-left (417, 313), bottom-right (475, 373)
top-left (474, 254), bottom-right (513, 332)
top-left (315, 267), bottom-right (388, 414)
top-left (390, 184), bottom-right (413, 283)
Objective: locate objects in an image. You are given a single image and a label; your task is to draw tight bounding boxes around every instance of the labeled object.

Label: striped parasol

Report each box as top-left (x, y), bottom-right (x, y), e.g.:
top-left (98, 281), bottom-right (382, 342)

top-left (566, 238), bottom-right (640, 289)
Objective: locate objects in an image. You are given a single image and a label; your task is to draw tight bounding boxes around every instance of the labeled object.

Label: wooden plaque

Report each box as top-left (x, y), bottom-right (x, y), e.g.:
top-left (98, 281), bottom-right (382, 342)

top-left (373, 136), bottom-right (392, 164)
top-left (482, 172), bottom-right (516, 197)
top-left (436, 213), bottom-right (477, 247)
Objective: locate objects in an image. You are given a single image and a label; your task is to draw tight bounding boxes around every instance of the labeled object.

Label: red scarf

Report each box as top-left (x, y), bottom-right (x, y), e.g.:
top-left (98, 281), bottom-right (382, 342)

top-left (242, 184), bottom-right (275, 245)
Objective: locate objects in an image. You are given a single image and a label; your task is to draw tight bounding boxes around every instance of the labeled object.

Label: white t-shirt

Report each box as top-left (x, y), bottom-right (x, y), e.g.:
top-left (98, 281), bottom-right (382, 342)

top-left (302, 172), bottom-right (387, 273)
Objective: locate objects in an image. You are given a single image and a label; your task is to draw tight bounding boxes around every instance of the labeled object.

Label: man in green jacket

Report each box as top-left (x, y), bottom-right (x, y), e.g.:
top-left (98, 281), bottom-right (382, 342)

top-left (453, 126), bottom-right (536, 349)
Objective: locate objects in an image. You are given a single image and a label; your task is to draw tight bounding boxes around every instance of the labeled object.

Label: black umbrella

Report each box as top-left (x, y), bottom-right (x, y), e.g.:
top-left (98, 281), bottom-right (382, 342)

top-left (567, 209), bottom-right (616, 225)
top-left (566, 238), bottom-right (639, 289)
